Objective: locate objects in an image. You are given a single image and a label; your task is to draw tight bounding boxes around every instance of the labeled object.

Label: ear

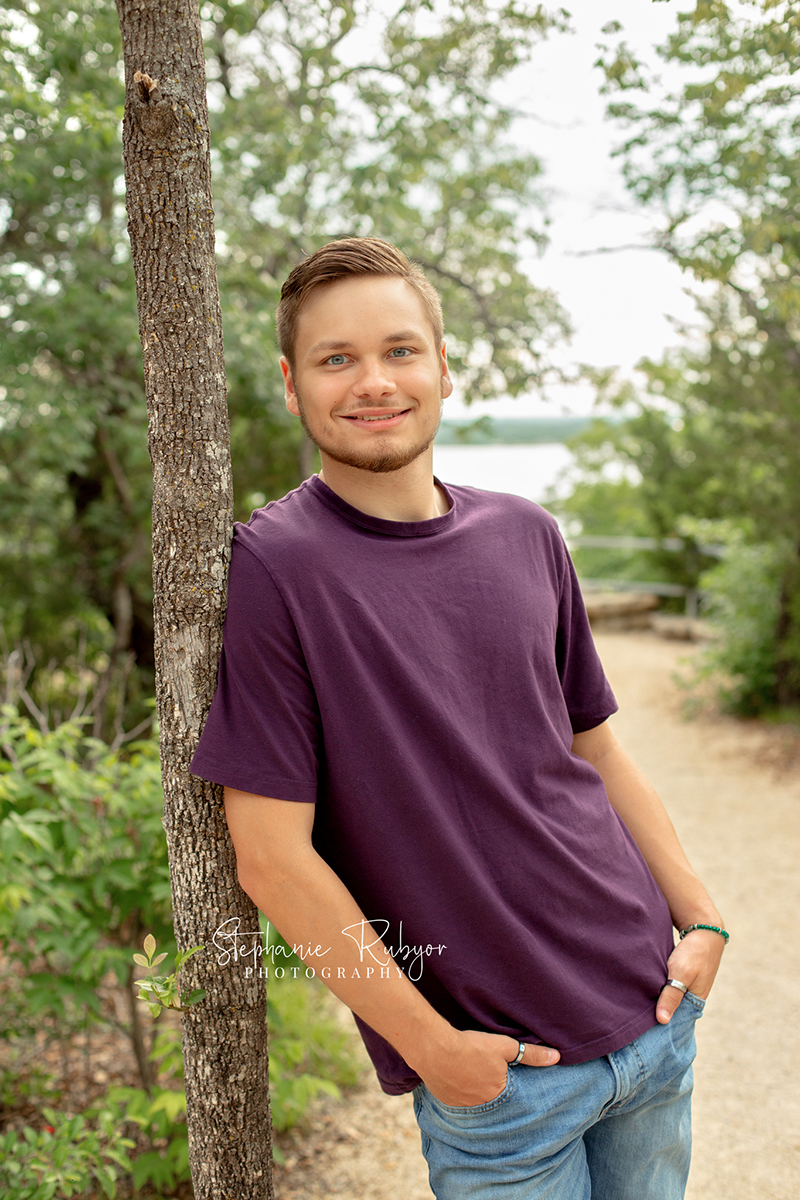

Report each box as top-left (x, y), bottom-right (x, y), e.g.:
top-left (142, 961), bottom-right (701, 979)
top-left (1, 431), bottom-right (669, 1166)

top-left (281, 357), bottom-right (301, 416)
top-left (440, 342), bottom-right (453, 399)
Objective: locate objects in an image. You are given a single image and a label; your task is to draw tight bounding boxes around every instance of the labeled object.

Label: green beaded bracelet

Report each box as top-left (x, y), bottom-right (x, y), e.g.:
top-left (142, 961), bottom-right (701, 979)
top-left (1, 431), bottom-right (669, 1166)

top-left (679, 922), bottom-right (729, 945)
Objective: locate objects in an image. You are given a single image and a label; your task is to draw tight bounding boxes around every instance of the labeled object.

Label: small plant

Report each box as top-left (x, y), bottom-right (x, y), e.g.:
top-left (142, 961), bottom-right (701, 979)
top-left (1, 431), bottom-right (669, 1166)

top-left (0, 1105), bottom-right (134, 1200)
top-left (95, 1086), bottom-right (191, 1195)
top-left (693, 534), bottom-right (784, 716)
top-left (0, 714), bottom-right (175, 1068)
top-left (267, 973), bottom-right (361, 1133)
top-left (132, 934), bottom-right (206, 1017)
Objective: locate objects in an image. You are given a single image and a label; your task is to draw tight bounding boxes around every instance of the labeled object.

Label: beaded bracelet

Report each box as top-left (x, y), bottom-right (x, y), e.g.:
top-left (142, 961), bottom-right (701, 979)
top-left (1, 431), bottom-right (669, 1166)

top-left (679, 923), bottom-right (729, 945)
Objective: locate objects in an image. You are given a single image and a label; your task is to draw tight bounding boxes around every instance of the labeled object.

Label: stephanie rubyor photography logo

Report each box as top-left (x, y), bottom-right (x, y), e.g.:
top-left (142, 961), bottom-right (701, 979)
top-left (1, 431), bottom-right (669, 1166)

top-left (212, 916), bottom-right (446, 982)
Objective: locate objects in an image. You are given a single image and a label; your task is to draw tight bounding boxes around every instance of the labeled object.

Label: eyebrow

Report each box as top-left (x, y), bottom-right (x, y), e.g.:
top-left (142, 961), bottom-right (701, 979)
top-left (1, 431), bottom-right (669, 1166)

top-left (305, 331), bottom-right (427, 358)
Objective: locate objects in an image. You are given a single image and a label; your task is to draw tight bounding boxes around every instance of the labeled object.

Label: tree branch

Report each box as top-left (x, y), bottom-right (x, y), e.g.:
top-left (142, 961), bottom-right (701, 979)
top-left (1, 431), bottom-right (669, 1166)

top-left (415, 258), bottom-right (501, 337)
top-left (566, 242), bottom-right (657, 257)
top-left (723, 278), bottom-right (800, 372)
top-left (96, 427), bottom-right (135, 516)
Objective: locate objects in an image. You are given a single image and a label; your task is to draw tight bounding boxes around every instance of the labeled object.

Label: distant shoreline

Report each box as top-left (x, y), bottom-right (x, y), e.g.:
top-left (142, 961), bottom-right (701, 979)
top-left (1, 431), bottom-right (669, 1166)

top-left (434, 416), bottom-right (592, 446)
top-left (431, 441), bottom-right (576, 505)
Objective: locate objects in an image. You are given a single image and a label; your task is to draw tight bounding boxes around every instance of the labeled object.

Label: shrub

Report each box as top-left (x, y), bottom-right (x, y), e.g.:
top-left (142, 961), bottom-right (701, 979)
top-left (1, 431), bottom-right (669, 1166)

top-left (267, 972), bottom-right (361, 1133)
top-left (0, 712), bottom-right (362, 1193)
top-left (0, 712), bottom-right (173, 1051)
top-left (0, 1104), bottom-right (134, 1200)
top-left (695, 535), bottom-right (785, 716)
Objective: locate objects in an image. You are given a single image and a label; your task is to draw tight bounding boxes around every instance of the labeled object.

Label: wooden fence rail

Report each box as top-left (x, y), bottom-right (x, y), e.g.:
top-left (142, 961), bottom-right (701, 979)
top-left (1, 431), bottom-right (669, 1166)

top-left (566, 535), bottom-right (727, 619)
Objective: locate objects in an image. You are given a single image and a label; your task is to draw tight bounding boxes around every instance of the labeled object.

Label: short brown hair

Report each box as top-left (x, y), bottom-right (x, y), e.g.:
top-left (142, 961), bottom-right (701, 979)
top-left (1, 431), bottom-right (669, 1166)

top-left (277, 237), bottom-right (444, 369)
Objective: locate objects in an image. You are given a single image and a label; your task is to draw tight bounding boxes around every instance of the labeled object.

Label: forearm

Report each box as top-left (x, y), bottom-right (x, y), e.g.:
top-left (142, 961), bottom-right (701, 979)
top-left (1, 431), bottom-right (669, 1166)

top-left (236, 834), bottom-right (454, 1072)
top-left (224, 787), bottom-right (557, 1103)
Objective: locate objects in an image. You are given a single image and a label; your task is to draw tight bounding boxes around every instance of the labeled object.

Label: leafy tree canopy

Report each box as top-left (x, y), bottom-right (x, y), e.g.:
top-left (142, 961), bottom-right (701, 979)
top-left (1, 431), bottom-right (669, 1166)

top-left (556, 0), bottom-right (800, 709)
top-left (0, 0), bottom-right (570, 735)
top-left (594, 0), bottom-right (800, 423)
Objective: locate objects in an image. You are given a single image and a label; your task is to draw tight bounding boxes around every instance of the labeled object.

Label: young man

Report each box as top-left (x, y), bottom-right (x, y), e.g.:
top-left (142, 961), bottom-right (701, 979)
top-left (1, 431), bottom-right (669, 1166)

top-left (191, 237), bottom-right (727, 1199)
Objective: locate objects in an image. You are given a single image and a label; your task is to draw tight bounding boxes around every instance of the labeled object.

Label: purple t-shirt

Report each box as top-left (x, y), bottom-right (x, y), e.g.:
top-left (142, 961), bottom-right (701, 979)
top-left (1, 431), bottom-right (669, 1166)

top-left (191, 475), bottom-right (674, 1093)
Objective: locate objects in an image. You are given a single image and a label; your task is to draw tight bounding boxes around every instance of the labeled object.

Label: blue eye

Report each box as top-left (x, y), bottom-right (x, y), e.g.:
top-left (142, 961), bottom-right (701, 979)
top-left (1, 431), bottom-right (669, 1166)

top-left (389, 347), bottom-right (411, 357)
top-left (327, 354), bottom-right (347, 365)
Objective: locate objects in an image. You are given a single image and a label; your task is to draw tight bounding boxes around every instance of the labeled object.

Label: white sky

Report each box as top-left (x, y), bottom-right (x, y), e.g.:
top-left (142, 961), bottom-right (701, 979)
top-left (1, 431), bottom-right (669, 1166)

top-left (444, 0), bottom-right (703, 420)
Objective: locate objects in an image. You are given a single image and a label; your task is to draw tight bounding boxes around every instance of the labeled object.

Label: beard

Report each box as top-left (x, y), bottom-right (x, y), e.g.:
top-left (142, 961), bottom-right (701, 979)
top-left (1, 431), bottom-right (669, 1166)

top-left (295, 393), bottom-right (443, 475)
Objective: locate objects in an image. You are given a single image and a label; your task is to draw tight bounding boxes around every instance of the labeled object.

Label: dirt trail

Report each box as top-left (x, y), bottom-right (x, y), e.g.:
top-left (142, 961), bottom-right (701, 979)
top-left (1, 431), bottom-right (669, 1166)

top-left (274, 632), bottom-right (800, 1200)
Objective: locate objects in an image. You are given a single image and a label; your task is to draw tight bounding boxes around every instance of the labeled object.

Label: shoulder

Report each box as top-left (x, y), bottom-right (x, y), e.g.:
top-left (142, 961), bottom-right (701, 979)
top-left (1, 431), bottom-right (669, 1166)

top-left (443, 482), bottom-right (566, 544)
top-left (232, 477), bottom-right (332, 567)
top-left (442, 484), bottom-right (574, 599)
top-left (444, 481), bottom-right (557, 522)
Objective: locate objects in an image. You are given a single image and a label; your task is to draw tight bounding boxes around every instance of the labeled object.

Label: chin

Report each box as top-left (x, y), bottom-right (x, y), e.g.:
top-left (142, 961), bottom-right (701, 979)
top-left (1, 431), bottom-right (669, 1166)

top-left (326, 451), bottom-right (424, 474)
top-left (314, 433), bottom-right (438, 475)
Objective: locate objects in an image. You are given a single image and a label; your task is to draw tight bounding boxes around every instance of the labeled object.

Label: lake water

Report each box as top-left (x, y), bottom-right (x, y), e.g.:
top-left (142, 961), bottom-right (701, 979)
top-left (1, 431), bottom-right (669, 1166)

top-left (432, 442), bottom-right (575, 506)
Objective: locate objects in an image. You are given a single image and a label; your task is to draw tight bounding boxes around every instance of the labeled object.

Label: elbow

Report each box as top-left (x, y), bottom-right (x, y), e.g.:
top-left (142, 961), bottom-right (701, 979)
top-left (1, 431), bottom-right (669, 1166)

top-left (231, 839), bottom-right (305, 910)
top-left (234, 857), bottom-right (260, 902)
top-left (233, 843), bottom-right (275, 903)
top-left (223, 787), bottom-right (317, 907)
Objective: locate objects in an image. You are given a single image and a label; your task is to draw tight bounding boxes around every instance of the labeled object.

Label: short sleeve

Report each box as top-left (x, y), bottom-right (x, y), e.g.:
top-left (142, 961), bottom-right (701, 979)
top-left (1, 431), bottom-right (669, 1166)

top-left (189, 533), bottom-right (320, 801)
top-left (553, 535), bottom-right (618, 734)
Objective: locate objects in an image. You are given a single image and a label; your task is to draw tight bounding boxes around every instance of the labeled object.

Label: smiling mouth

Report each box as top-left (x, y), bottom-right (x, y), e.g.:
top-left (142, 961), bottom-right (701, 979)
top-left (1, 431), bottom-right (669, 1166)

top-left (340, 409), bottom-right (411, 422)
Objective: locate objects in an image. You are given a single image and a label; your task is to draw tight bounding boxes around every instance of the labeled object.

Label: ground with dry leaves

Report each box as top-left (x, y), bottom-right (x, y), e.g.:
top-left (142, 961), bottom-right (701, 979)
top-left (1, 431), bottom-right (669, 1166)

top-left (273, 631), bottom-right (800, 1200)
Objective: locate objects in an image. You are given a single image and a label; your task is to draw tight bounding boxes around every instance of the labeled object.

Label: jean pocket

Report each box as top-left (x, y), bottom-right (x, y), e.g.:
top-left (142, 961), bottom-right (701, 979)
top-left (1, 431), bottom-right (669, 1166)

top-left (423, 1067), bottom-right (515, 1117)
top-left (683, 991), bottom-right (706, 1014)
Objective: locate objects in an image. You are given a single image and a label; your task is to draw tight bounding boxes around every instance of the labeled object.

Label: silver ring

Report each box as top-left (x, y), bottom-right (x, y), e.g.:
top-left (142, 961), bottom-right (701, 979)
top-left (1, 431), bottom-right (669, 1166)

top-left (510, 1042), bottom-right (526, 1065)
top-left (666, 978), bottom-right (688, 995)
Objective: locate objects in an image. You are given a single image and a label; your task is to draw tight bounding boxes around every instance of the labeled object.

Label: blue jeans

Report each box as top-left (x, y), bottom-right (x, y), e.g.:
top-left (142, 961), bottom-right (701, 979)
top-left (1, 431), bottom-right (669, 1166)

top-left (412, 994), bottom-right (704, 1200)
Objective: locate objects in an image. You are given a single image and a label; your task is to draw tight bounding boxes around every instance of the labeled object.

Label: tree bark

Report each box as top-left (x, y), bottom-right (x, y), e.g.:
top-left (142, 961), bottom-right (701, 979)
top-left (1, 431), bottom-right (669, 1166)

top-left (115, 2), bottom-right (273, 1196)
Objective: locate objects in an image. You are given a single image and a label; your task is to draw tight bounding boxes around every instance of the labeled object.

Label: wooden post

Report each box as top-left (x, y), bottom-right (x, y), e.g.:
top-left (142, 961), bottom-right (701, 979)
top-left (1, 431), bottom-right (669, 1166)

top-left (114, 2), bottom-right (273, 1195)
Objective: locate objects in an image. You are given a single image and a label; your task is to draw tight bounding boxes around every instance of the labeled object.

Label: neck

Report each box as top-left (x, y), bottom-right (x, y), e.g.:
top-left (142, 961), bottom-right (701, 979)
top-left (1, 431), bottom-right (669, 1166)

top-left (318, 450), bottom-right (448, 522)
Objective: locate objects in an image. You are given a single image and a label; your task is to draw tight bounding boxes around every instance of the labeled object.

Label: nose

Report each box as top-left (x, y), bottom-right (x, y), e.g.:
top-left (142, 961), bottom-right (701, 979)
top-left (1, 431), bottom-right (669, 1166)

top-left (353, 357), bottom-right (397, 399)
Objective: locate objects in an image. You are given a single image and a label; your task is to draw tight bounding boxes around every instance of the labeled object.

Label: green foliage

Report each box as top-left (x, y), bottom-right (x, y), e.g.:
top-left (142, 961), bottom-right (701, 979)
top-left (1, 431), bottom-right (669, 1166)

top-left (556, 1), bottom-right (800, 709)
top-left (0, 1058), bottom-right (59, 1114)
top-left (266, 973), bottom-right (361, 1133)
top-left (96, 1085), bottom-right (191, 1195)
top-left (593, 0), bottom-right (800, 531)
top-left (596, 0), bottom-right (800, 285)
top-left (0, 711), bottom-right (173, 1037)
top-left (436, 415), bottom-right (590, 445)
top-left (0, 1081), bottom-right (192, 1199)
top-left (0, 1104), bottom-right (134, 1200)
top-left (0, 712), bottom-right (362, 1188)
top-left (552, 409), bottom-right (721, 597)
top-left (132, 935), bottom-right (206, 1018)
top-left (0, 975), bottom-right (362, 1196)
top-left (207, 0), bottom-right (569, 401)
top-left (694, 532), bottom-right (785, 716)
top-left (1, 0), bottom-right (570, 734)
top-left (0, 0), bottom-right (154, 735)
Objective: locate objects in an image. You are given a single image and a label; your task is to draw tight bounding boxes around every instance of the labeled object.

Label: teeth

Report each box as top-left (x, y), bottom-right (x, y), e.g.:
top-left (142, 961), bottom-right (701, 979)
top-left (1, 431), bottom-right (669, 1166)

top-left (353, 413), bottom-right (398, 421)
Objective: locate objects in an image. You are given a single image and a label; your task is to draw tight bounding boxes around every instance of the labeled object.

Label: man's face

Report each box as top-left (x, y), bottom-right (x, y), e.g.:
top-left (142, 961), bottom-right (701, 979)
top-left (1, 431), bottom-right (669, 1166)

top-left (281, 275), bottom-right (452, 475)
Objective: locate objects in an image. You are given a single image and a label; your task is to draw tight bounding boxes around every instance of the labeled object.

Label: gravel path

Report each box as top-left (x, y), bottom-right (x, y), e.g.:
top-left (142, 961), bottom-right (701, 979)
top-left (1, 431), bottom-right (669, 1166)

top-left (274, 631), bottom-right (800, 1200)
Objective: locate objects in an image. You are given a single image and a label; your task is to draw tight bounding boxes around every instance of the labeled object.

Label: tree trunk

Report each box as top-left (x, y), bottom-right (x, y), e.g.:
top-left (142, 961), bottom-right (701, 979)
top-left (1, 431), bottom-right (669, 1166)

top-left (115, 3), bottom-right (273, 1196)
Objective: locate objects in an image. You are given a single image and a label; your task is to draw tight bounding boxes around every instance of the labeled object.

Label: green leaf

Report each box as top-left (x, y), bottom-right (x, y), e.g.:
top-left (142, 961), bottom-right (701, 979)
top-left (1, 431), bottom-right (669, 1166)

top-left (174, 944), bottom-right (204, 968)
top-left (148, 1089), bottom-right (188, 1120)
top-left (182, 988), bottom-right (207, 1006)
top-left (131, 1148), bottom-right (177, 1190)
